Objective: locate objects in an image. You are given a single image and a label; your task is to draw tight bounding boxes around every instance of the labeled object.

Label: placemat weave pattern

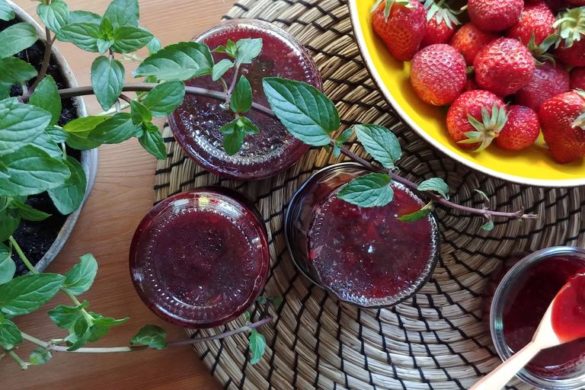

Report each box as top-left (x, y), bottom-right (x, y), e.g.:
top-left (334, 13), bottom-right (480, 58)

top-left (153, 1), bottom-right (585, 388)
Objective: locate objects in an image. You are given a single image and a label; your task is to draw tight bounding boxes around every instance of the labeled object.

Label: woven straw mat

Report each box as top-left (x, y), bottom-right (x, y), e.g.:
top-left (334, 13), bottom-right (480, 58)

top-left (153, 0), bottom-right (585, 389)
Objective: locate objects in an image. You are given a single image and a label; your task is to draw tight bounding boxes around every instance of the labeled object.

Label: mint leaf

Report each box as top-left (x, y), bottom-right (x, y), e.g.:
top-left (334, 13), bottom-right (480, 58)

top-left (131, 325), bottom-right (167, 350)
top-left (10, 198), bottom-right (51, 221)
top-left (146, 37), bottom-right (161, 55)
top-left (46, 126), bottom-right (68, 143)
top-left (134, 42), bottom-right (213, 81)
top-left (0, 243), bottom-right (15, 285)
top-left (0, 317), bottom-right (22, 350)
top-left (212, 59), bottom-right (234, 81)
top-left (48, 156), bottom-right (87, 215)
top-left (130, 100), bottom-right (152, 125)
top-left (0, 273), bottom-right (64, 316)
top-left (398, 202), bottom-right (433, 222)
top-left (0, 99), bottom-right (52, 155)
top-left (0, 23), bottom-right (37, 58)
top-left (248, 329), bottom-right (266, 365)
top-left (139, 123), bottom-right (166, 160)
top-left (64, 116), bottom-right (109, 133)
top-left (262, 78), bottom-right (339, 146)
top-left (67, 10), bottom-right (101, 25)
top-left (92, 113), bottom-right (139, 144)
top-left (231, 75), bottom-right (252, 114)
top-left (62, 254), bottom-right (97, 296)
top-left (111, 26), bottom-right (153, 53)
top-left (237, 116), bottom-right (259, 135)
top-left (103, 0), bottom-right (138, 28)
top-left (338, 173), bottom-right (393, 208)
top-left (29, 348), bottom-right (52, 365)
top-left (29, 75), bottom-right (61, 126)
top-left (235, 38), bottom-right (263, 65)
top-left (0, 57), bottom-right (37, 98)
top-left (142, 81), bottom-right (185, 117)
top-left (31, 131), bottom-right (62, 158)
top-left (0, 0), bottom-right (15, 21)
top-left (417, 178), bottom-right (449, 199)
top-left (49, 302), bottom-right (87, 329)
top-left (91, 56), bottom-right (125, 110)
top-left (0, 146), bottom-right (70, 196)
top-left (221, 120), bottom-right (245, 156)
top-left (481, 220), bottom-right (495, 232)
top-left (0, 209), bottom-right (19, 242)
top-left (37, 0), bottom-right (69, 33)
top-left (85, 313), bottom-right (128, 342)
top-left (58, 22), bottom-right (101, 52)
top-left (354, 124), bottom-right (402, 169)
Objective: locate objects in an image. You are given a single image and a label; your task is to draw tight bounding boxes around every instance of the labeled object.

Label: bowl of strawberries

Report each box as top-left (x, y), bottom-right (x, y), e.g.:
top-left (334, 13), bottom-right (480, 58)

top-left (349, 0), bottom-right (585, 186)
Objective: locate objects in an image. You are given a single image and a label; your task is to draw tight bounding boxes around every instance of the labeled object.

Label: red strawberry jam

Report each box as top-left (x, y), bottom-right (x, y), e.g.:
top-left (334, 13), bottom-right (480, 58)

top-left (130, 189), bottom-right (269, 328)
top-left (552, 273), bottom-right (585, 344)
top-left (170, 20), bottom-right (321, 180)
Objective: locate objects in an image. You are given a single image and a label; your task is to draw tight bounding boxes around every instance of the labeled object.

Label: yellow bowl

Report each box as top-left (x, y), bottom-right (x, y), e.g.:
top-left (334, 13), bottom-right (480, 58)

top-left (348, 0), bottom-right (585, 187)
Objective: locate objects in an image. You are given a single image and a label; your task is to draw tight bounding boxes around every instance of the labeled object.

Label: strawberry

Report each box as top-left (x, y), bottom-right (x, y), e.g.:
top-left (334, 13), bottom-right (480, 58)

top-left (420, 0), bottom-right (460, 47)
top-left (516, 63), bottom-right (571, 111)
top-left (446, 90), bottom-right (508, 150)
top-left (539, 90), bottom-right (585, 163)
top-left (507, 3), bottom-right (556, 46)
top-left (450, 23), bottom-right (498, 65)
top-left (495, 105), bottom-right (541, 151)
top-left (557, 39), bottom-right (585, 67)
top-left (571, 67), bottom-right (585, 89)
top-left (568, 0), bottom-right (585, 5)
top-left (474, 38), bottom-right (535, 96)
top-left (371, 0), bottom-right (427, 61)
top-left (554, 7), bottom-right (585, 67)
top-left (467, 0), bottom-right (524, 32)
top-left (410, 44), bottom-right (467, 106)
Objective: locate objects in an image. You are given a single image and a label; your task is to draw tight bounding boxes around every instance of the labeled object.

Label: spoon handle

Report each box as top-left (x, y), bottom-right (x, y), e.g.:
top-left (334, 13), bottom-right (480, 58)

top-left (470, 341), bottom-right (542, 390)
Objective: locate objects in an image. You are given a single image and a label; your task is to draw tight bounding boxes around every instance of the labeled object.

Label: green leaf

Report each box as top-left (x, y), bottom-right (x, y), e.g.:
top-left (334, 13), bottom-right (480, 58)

top-left (142, 81), bottom-right (185, 117)
top-left (0, 99), bottom-right (52, 155)
top-left (29, 348), bottom-right (52, 365)
top-left (481, 220), bottom-right (495, 232)
top-left (262, 78), bottom-right (339, 146)
top-left (0, 23), bottom-right (37, 59)
top-left (354, 124), bottom-right (402, 169)
top-left (130, 325), bottom-right (167, 350)
top-left (0, 317), bottom-right (22, 350)
top-left (48, 302), bottom-right (86, 329)
top-left (30, 130), bottom-right (61, 159)
top-left (91, 56), bottom-right (125, 110)
top-left (92, 113), bottom-right (139, 144)
top-left (146, 37), bottom-right (161, 55)
top-left (139, 124), bottom-right (166, 160)
top-left (338, 173), bottom-right (393, 208)
top-left (0, 273), bottom-right (64, 316)
top-left (248, 329), bottom-right (266, 365)
top-left (48, 157), bottom-right (87, 215)
top-left (103, 0), bottom-right (138, 28)
top-left (46, 126), bottom-right (68, 143)
top-left (134, 42), bottom-right (213, 81)
top-left (235, 38), bottom-right (263, 65)
top-left (10, 198), bottom-right (51, 221)
top-left (221, 120), bottom-right (245, 156)
top-left (231, 76), bottom-right (252, 114)
top-left (212, 59), bottom-right (234, 81)
top-left (237, 116), bottom-right (259, 135)
top-left (37, 0), bottom-right (69, 33)
top-left (66, 314), bottom-right (91, 351)
top-left (58, 22), bottom-right (101, 52)
top-left (398, 202), bottom-right (433, 222)
top-left (85, 312), bottom-right (128, 342)
top-left (0, 0), bottom-right (15, 21)
top-left (0, 209), bottom-right (19, 242)
top-left (417, 178), bottom-right (449, 199)
top-left (130, 100), bottom-right (152, 125)
top-left (0, 146), bottom-right (70, 196)
top-left (0, 243), bottom-right (15, 285)
top-left (64, 116), bottom-right (109, 133)
top-left (111, 26), bottom-right (153, 53)
top-left (67, 10), bottom-right (101, 25)
top-left (62, 254), bottom-right (97, 296)
top-left (29, 76), bottom-right (62, 126)
top-left (0, 57), bottom-right (37, 97)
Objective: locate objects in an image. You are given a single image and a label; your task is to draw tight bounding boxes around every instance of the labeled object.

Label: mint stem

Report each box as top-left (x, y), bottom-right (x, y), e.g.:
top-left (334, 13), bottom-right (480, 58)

top-left (6, 350), bottom-right (28, 370)
top-left (8, 236), bottom-right (37, 274)
top-left (30, 27), bottom-right (55, 92)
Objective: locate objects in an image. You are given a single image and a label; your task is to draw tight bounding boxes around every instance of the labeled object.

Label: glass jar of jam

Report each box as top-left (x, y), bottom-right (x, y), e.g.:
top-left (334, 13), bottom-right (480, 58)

top-left (285, 163), bottom-right (440, 307)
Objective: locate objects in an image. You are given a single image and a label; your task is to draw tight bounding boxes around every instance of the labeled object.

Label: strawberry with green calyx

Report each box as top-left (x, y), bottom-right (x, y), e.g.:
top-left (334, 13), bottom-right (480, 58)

top-left (446, 90), bottom-right (508, 151)
top-left (495, 105), bottom-right (541, 151)
top-left (450, 23), bottom-right (498, 65)
top-left (554, 6), bottom-right (585, 66)
top-left (468, 0), bottom-right (524, 32)
top-left (516, 62), bottom-right (571, 111)
top-left (572, 68), bottom-right (585, 89)
top-left (371, 0), bottom-right (427, 61)
top-left (420, 0), bottom-right (460, 47)
top-left (508, 2), bottom-right (556, 46)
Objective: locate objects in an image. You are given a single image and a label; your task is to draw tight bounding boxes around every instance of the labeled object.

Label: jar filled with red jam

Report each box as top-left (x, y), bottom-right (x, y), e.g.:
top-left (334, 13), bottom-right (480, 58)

top-left (129, 188), bottom-right (270, 328)
top-left (169, 20), bottom-right (322, 180)
top-left (285, 163), bottom-right (440, 307)
top-left (490, 247), bottom-right (585, 389)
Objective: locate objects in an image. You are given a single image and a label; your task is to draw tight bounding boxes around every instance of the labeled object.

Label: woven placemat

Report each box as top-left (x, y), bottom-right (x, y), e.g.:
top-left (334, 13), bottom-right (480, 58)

top-left (154, 0), bottom-right (585, 388)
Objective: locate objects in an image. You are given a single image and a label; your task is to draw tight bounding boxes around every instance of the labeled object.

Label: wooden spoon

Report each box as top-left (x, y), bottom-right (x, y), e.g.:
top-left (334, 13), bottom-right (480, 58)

top-left (471, 272), bottom-right (585, 390)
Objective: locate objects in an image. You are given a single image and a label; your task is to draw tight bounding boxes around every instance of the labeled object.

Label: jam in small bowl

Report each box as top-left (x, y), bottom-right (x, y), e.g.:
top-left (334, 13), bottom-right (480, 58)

top-left (285, 163), bottom-right (440, 307)
top-left (130, 188), bottom-right (270, 328)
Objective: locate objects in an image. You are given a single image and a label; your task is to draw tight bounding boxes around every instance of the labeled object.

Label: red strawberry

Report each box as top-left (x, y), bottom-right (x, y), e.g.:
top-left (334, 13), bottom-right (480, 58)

top-left (465, 77), bottom-right (479, 91)
top-left (568, 0), bottom-right (585, 5)
top-left (516, 63), bottom-right (571, 111)
top-left (420, 2), bottom-right (460, 47)
top-left (571, 67), bottom-right (585, 90)
top-left (495, 105), bottom-right (541, 151)
top-left (539, 90), bottom-right (585, 163)
top-left (372, 0), bottom-right (426, 61)
top-left (446, 90), bottom-right (508, 150)
top-left (468, 0), bottom-right (524, 32)
top-left (410, 44), bottom-right (467, 106)
top-left (557, 39), bottom-right (585, 67)
top-left (545, 0), bottom-right (570, 12)
top-left (554, 7), bottom-right (585, 67)
top-left (450, 23), bottom-right (497, 65)
top-left (507, 3), bottom-right (556, 46)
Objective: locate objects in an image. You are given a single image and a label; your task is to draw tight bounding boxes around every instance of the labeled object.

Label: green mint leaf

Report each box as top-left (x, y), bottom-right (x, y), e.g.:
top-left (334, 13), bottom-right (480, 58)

top-left (0, 243), bottom-right (15, 285)
top-left (0, 57), bottom-right (37, 98)
top-left (0, 0), bottom-right (15, 21)
top-left (262, 78), bottom-right (339, 146)
top-left (237, 116), bottom-right (259, 135)
top-left (96, 38), bottom-right (113, 54)
top-left (48, 156), bottom-right (87, 215)
top-left (48, 302), bottom-right (87, 329)
top-left (235, 38), bottom-right (263, 65)
top-left (248, 329), bottom-right (266, 365)
top-left (212, 59), bottom-right (234, 81)
top-left (85, 312), bottom-right (128, 342)
top-left (338, 173), bottom-right (393, 208)
top-left (67, 10), bottom-right (101, 25)
top-left (29, 348), bottom-right (52, 365)
top-left (31, 131), bottom-right (62, 158)
top-left (92, 113), bottom-right (139, 144)
top-left (37, 0), bottom-right (69, 33)
top-left (0, 99), bottom-right (52, 155)
top-left (58, 22), bottom-right (101, 52)
top-left (103, 0), bottom-right (138, 28)
top-left (130, 325), bottom-right (167, 350)
top-left (0, 23), bottom-right (37, 59)
top-left (130, 100), bottom-right (152, 125)
top-left (0, 273), bottom-right (64, 316)
top-left (139, 123), bottom-right (166, 160)
top-left (0, 146), bottom-right (70, 196)
top-left (62, 254), bottom-right (97, 296)
top-left (10, 198), bottom-right (51, 221)
top-left (46, 126), bottom-right (68, 143)
top-left (111, 26), bottom-right (153, 53)
top-left (91, 56), bottom-right (125, 110)
top-left (354, 124), bottom-right (402, 169)
top-left (221, 120), bottom-right (244, 156)
top-left (336, 128), bottom-right (354, 144)
top-left (417, 178), bottom-right (449, 199)
top-left (0, 317), bottom-right (22, 350)
top-left (481, 220), bottom-right (495, 232)
top-left (142, 81), bottom-right (185, 117)
top-left (398, 202), bottom-right (433, 222)
top-left (134, 42), bottom-right (213, 81)
top-left (231, 75), bottom-right (252, 114)
top-left (0, 209), bottom-right (19, 242)
top-left (64, 116), bottom-right (109, 133)
top-left (29, 75), bottom-right (61, 126)
top-left (66, 315), bottom-right (91, 351)
top-left (146, 37), bottom-right (161, 55)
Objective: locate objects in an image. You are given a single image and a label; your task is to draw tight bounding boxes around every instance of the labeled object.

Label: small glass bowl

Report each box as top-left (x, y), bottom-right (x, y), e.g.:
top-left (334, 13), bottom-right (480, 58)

top-left (129, 188), bottom-right (270, 328)
top-left (285, 162), bottom-right (440, 308)
top-left (490, 246), bottom-right (585, 389)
